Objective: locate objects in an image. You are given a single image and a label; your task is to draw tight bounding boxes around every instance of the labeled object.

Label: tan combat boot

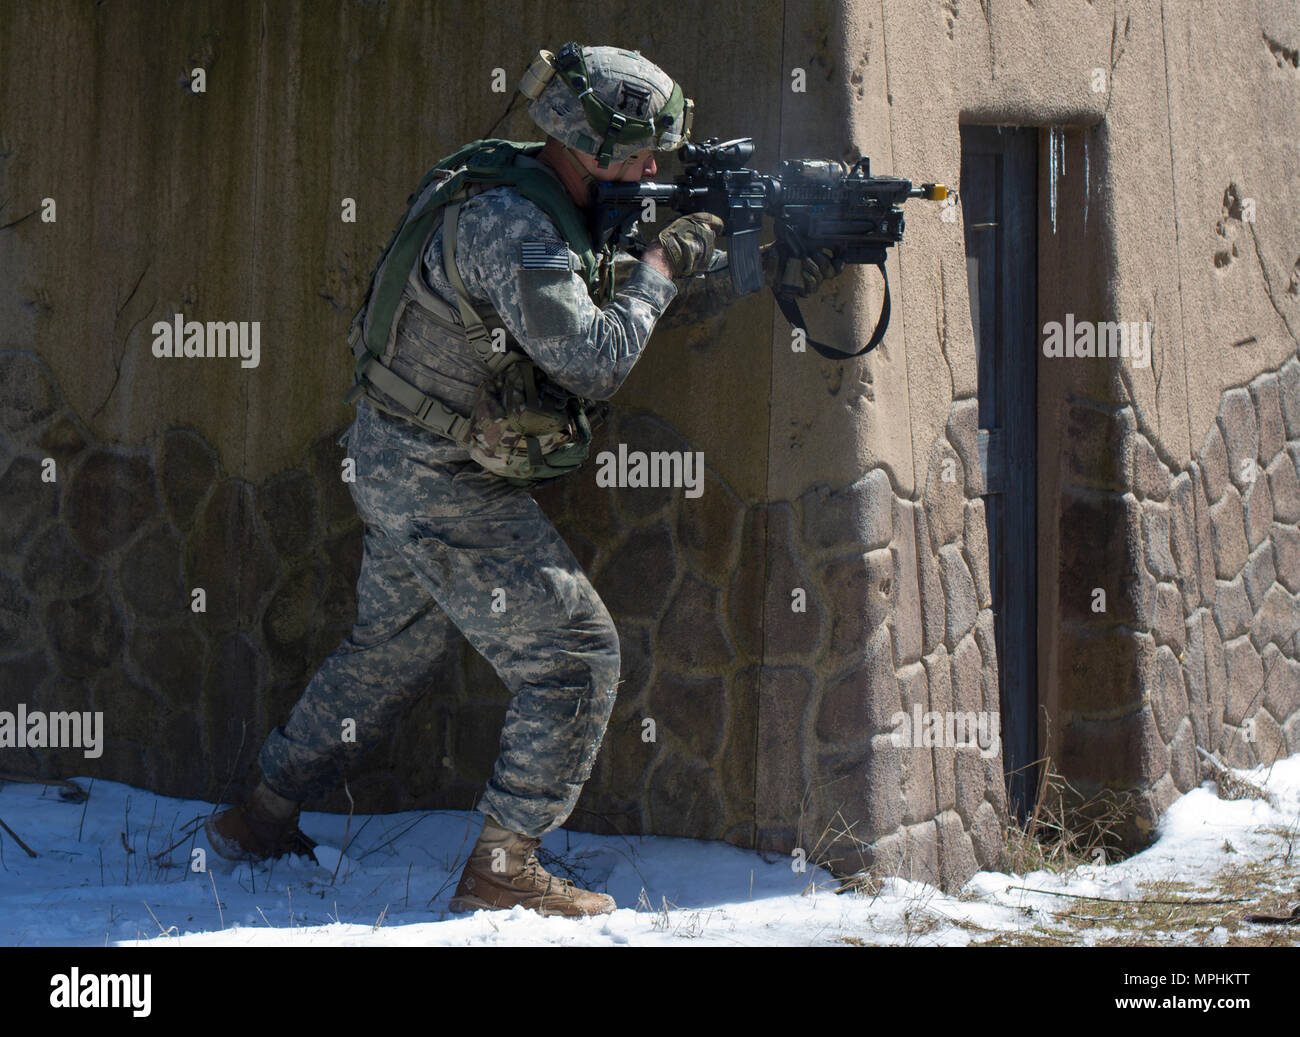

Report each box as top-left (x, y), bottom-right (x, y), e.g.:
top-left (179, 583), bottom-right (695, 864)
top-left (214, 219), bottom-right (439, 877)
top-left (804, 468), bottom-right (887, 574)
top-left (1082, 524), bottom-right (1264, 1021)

top-left (448, 816), bottom-right (615, 918)
top-left (204, 781), bottom-right (318, 863)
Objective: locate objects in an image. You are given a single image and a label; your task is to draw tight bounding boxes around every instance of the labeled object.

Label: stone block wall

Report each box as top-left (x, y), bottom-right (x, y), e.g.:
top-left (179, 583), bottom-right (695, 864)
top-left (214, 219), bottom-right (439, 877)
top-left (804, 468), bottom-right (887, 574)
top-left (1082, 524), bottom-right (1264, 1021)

top-left (1, 346), bottom-right (1008, 890)
top-left (0, 349), bottom-right (366, 802)
top-left (1055, 353), bottom-right (1300, 842)
top-left (534, 390), bottom-right (1009, 890)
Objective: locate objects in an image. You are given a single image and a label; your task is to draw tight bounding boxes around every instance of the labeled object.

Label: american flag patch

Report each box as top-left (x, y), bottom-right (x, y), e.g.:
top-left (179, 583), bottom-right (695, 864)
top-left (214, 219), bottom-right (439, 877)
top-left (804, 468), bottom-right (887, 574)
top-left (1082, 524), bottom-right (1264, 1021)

top-left (520, 239), bottom-right (573, 271)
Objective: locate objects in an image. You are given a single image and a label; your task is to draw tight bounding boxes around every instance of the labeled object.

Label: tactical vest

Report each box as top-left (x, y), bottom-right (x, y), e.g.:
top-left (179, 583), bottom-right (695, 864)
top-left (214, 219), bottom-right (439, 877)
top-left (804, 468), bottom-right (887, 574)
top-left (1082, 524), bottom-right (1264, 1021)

top-left (345, 139), bottom-right (613, 486)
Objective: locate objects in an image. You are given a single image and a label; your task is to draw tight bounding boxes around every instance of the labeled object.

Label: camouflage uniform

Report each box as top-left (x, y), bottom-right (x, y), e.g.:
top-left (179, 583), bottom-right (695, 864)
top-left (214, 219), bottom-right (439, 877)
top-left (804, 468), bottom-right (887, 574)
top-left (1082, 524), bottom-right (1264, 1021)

top-left (258, 179), bottom-right (740, 837)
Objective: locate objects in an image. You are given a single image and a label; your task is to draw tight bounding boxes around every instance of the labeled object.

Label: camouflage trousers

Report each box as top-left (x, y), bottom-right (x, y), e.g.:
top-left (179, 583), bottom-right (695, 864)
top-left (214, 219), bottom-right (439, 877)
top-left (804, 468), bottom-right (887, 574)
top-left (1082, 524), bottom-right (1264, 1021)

top-left (258, 398), bottom-right (620, 838)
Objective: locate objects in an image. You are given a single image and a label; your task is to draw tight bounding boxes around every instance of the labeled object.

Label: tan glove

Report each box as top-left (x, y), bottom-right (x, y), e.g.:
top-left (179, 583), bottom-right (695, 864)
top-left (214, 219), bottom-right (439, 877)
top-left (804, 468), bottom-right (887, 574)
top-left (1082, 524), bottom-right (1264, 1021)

top-left (657, 212), bottom-right (726, 278)
top-left (775, 246), bottom-right (847, 298)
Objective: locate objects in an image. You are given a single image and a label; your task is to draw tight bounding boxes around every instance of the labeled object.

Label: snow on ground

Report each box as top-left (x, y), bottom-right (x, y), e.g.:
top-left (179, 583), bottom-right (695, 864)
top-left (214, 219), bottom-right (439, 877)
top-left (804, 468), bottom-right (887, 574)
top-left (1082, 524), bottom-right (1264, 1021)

top-left (2, 755), bottom-right (1298, 947)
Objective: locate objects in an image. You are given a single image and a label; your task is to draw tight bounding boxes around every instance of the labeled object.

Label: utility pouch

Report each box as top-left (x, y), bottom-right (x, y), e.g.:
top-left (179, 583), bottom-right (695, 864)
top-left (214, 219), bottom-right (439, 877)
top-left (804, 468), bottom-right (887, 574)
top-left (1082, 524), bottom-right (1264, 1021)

top-left (463, 353), bottom-right (604, 487)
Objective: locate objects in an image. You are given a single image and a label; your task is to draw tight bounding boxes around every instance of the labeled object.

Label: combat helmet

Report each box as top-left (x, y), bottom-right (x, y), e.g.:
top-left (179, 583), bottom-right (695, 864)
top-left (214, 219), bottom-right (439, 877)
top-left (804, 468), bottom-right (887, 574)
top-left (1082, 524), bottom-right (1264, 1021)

top-left (520, 42), bottom-right (694, 169)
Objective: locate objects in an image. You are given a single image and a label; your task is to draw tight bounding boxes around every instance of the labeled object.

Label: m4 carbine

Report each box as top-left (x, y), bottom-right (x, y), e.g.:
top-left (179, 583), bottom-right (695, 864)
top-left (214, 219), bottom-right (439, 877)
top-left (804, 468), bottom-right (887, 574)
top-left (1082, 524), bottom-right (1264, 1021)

top-left (590, 136), bottom-right (949, 360)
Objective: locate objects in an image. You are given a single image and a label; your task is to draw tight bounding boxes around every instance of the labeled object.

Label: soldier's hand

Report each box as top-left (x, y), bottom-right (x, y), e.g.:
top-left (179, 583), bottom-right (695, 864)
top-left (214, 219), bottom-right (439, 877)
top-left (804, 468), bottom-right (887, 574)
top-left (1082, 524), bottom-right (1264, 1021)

top-left (776, 246), bottom-right (846, 298)
top-left (657, 212), bottom-right (726, 278)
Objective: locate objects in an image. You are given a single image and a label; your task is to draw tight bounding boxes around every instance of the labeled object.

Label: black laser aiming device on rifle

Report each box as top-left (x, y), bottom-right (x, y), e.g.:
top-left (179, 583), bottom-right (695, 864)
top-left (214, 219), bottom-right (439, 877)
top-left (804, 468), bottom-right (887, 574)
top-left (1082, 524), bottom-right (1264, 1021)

top-left (590, 136), bottom-right (949, 360)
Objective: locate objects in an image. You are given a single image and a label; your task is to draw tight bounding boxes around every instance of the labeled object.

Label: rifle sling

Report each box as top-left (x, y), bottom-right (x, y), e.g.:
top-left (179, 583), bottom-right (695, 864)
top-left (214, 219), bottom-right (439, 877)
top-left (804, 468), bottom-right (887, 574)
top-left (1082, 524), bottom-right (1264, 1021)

top-left (774, 260), bottom-right (891, 360)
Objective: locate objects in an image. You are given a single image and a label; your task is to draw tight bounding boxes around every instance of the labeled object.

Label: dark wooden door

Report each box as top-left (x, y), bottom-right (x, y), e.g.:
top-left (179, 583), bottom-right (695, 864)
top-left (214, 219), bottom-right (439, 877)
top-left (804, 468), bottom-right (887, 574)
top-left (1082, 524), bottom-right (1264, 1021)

top-left (959, 126), bottom-right (1039, 821)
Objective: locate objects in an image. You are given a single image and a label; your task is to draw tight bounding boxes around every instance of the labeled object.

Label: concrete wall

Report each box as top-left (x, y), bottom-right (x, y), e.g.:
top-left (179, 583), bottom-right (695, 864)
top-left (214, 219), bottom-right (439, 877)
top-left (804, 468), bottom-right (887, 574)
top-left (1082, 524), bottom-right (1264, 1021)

top-left (1, 1), bottom-right (1296, 891)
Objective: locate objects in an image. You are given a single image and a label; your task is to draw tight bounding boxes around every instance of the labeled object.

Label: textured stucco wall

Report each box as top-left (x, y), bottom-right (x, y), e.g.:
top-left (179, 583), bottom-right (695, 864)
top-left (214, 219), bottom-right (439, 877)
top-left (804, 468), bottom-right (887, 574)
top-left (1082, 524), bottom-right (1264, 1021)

top-left (0, 0), bottom-right (783, 492)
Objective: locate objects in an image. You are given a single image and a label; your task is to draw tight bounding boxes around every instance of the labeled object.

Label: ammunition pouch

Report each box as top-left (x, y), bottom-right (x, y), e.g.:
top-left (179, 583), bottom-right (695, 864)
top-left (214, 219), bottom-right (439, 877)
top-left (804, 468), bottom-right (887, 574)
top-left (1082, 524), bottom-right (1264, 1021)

top-left (463, 352), bottom-right (607, 487)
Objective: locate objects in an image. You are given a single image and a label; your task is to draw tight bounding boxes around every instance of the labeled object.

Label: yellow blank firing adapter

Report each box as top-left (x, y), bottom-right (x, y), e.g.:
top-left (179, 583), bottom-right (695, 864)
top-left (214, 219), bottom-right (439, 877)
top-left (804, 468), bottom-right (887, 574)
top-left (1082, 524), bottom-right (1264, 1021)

top-left (519, 50), bottom-right (557, 100)
top-left (925, 183), bottom-right (948, 200)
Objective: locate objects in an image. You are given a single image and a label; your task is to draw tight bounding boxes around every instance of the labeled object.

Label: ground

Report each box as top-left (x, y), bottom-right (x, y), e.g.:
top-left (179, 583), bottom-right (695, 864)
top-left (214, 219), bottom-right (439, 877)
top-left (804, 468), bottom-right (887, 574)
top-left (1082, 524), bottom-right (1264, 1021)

top-left (1, 756), bottom-right (1298, 947)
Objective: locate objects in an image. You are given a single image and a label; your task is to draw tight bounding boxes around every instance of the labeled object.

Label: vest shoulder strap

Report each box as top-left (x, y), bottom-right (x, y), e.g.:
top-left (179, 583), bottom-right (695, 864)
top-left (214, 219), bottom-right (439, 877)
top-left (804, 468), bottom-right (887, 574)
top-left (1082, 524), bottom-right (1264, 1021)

top-left (477, 163), bottom-right (600, 289)
top-left (353, 140), bottom-right (597, 360)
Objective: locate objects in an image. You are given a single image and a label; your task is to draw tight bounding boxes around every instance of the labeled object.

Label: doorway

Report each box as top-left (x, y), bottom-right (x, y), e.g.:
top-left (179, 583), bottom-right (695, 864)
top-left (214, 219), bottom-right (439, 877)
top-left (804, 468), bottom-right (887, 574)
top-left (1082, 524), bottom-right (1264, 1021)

top-left (959, 125), bottom-right (1039, 821)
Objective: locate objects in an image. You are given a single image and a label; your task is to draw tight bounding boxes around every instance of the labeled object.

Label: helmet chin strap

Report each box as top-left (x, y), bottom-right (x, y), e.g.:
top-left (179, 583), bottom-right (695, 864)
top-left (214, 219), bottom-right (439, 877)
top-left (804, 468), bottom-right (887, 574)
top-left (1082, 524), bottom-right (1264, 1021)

top-left (561, 144), bottom-right (641, 187)
top-left (559, 145), bottom-right (597, 189)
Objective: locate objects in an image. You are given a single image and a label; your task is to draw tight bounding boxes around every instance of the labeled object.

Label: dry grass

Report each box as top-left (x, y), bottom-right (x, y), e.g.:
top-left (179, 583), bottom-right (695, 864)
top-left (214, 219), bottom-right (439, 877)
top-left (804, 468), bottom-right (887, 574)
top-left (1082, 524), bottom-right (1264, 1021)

top-left (1195, 746), bottom-right (1276, 806)
top-left (1002, 756), bottom-right (1139, 876)
top-left (776, 754), bottom-right (1300, 947)
top-left (977, 764), bottom-right (1300, 947)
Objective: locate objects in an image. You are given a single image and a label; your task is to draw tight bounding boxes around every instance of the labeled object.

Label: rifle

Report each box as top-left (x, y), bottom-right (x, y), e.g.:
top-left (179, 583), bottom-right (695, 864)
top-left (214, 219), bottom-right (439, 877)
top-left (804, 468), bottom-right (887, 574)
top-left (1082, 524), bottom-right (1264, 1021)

top-left (589, 137), bottom-right (949, 360)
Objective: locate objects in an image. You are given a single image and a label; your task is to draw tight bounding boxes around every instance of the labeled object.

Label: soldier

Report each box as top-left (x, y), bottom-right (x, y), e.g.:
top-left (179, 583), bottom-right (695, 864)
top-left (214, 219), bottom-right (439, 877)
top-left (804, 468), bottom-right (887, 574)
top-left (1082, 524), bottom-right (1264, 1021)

top-left (205, 43), bottom-right (841, 917)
